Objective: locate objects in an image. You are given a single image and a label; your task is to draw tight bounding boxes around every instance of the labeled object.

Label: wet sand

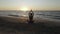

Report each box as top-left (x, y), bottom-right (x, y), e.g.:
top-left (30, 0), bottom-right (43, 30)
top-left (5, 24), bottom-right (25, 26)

top-left (0, 16), bottom-right (60, 34)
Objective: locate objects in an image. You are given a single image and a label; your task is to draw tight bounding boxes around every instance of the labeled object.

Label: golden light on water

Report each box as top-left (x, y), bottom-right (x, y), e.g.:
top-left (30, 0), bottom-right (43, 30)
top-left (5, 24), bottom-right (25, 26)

top-left (23, 15), bottom-right (27, 17)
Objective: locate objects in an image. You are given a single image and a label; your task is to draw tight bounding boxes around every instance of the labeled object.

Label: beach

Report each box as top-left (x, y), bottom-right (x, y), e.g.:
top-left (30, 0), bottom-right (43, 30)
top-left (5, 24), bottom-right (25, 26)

top-left (0, 16), bottom-right (60, 34)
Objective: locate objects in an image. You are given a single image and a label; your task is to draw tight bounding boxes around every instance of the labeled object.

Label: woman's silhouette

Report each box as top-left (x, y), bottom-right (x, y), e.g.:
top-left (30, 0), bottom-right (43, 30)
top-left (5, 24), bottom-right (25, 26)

top-left (28, 10), bottom-right (34, 22)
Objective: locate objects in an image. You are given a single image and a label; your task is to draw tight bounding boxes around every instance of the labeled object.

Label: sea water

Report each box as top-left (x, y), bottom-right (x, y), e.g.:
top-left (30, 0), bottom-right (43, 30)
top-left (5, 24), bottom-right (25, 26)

top-left (0, 10), bottom-right (60, 20)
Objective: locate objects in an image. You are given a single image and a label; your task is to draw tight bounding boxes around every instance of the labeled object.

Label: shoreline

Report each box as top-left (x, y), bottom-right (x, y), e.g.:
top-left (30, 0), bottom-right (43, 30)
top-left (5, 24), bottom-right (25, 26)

top-left (0, 16), bottom-right (60, 34)
top-left (0, 16), bottom-right (60, 26)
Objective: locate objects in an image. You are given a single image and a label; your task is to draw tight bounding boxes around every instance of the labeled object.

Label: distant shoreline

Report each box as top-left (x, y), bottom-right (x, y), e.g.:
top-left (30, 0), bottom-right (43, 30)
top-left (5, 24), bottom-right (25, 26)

top-left (0, 10), bottom-right (60, 11)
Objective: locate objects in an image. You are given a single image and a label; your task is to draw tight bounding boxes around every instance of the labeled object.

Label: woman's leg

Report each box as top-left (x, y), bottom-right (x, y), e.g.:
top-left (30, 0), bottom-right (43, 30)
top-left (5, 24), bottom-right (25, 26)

top-left (29, 16), bottom-right (33, 21)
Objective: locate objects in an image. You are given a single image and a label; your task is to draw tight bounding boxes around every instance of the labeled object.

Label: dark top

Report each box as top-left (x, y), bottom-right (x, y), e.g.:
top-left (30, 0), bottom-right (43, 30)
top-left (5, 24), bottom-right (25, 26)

top-left (29, 10), bottom-right (34, 17)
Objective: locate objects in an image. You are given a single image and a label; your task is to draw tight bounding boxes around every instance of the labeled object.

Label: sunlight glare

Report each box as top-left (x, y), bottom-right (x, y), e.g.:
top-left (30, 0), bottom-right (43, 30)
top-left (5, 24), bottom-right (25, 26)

top-left (20, 7), bottom-right (29, 11)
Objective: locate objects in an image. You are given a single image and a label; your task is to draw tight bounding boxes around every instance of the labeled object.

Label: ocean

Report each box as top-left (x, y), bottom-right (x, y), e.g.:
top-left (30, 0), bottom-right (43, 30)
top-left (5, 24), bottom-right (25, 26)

top-left (0, 10), bottom-right (60, 20)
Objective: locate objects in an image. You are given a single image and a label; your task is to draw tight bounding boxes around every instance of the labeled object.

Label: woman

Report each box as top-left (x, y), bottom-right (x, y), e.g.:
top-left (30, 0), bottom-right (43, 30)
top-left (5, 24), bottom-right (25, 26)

top-left (29, 10), bottom-right (34, 21)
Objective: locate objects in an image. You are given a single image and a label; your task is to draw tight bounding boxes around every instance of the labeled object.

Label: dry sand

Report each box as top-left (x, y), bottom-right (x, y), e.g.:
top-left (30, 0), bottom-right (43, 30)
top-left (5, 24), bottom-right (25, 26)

top-left (0, 16), bottom-right (60, 34)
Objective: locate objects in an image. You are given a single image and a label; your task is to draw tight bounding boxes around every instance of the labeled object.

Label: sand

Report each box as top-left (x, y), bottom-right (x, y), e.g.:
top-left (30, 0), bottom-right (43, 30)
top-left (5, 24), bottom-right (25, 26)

top-left (0, 16), bottom-right (60, 34)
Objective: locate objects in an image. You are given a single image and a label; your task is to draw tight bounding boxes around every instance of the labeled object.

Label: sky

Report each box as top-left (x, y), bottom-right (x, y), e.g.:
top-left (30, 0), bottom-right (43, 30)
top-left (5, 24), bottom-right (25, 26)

top-left (0, 0), bottom-right (60, 10)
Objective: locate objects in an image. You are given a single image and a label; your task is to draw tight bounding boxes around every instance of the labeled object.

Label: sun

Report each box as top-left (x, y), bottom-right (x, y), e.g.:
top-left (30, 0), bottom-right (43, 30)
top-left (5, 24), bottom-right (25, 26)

top-left (20, 7), bottom-right (29, 11)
